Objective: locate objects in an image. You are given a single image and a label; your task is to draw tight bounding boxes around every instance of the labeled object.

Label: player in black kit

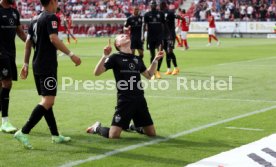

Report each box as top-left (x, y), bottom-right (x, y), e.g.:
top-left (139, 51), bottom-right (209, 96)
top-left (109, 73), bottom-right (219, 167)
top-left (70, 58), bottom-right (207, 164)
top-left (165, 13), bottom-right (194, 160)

top-left (143, 0), bottom-right (165, 79)
top-left (124, 6), bottom-right (144, 58)
top-left (0, 0), bottom-right (26, 133)
top-left (14, 0), bottom-right (81, 149)
top-left (86, 34), bottom-right (164, 139)
top-left (160, 1), bottom-right (180, 76)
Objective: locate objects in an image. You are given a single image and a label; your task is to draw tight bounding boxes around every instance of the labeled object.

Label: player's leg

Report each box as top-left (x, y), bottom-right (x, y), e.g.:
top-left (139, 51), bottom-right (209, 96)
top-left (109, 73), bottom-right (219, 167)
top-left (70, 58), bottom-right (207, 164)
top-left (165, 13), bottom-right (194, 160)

top-left (164, 40), bottom-right (172, 75)
top-left (133, 97), bottom-right (156, 137)
top-left (0, 58), bottom-right (17, 133)
top-left (156, 40), bottom-right (163, 79)
top-left (181, 31), bottom-right (188, 50)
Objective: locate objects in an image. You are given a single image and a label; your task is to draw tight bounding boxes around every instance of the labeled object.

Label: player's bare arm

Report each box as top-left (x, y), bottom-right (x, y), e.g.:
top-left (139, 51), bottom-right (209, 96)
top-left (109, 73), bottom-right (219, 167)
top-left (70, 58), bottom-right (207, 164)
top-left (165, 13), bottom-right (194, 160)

top-left (20, 36), bottom-right (32, 80)
top-left (16, 25), bottom-right (27, 42)
top-left (142, 47), bottom-right (164, 79)
top-left (94, 39), bottom-right (112, 76)
top-left (49, 33), bottom-right (81, 66)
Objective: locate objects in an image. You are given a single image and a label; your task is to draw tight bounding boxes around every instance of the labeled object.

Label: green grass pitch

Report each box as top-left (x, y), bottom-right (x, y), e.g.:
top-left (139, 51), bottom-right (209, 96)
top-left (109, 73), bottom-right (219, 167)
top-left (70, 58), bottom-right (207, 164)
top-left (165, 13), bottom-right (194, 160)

top-left (1, 37), bottom-right (276, 167)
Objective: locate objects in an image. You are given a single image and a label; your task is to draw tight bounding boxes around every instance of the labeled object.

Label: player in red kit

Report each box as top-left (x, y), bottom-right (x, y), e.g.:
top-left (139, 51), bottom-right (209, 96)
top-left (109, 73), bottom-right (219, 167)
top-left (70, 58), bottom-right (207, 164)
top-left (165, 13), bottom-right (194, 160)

top-left (55, 7), bottom-right (65, 41)
top-left (175, 8), bottom-right (182, 47)
top-left (180, 9), bottom-right (190, 50)
top-left (206, 10), bottom-right (220, 46)
top-left (64, 13), bottom-right (77, 44)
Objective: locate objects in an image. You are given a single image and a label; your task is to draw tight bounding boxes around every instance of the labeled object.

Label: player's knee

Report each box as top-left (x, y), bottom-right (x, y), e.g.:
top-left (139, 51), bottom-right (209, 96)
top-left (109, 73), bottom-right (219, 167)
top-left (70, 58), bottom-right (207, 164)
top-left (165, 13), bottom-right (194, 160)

top-left (143, 125), bottom-right (156, 137)
top-left (108, 131), bottom-right (121, 139)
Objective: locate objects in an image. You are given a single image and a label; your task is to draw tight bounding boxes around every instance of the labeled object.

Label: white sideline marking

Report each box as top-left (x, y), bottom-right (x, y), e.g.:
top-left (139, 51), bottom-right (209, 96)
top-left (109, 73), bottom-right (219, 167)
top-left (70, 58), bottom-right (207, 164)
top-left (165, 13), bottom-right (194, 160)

top-left (218, 56), bottom-right (276, 66)
top-left (225, 126), bottom-right (264, 131)
top-left (59, 105), bottom-right (276, 167)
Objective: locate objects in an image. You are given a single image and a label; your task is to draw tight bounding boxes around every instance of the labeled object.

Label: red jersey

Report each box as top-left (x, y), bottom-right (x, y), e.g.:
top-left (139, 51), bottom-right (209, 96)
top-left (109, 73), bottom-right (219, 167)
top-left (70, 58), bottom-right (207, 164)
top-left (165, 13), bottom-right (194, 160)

top-left (208, 15), bottom-right (215, 28)
top-left (56, 12), bottom-right (65, 32)
top-left (181, 14), bottom-right (190, 31)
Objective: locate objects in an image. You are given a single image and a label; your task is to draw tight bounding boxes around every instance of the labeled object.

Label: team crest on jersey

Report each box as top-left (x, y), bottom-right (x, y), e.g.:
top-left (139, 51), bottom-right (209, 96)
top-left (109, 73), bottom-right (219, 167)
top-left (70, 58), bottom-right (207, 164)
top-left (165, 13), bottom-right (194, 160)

top-left (2, 68), bottom-right (8, 77)
top-left (114, 115), bottom-right (121, 123)
top-left (133, 57), bottom-right (138, 64)
top-left (52, 21), bottom-right (58, 29)
top-left (129, 63), bottom-right (136, 71)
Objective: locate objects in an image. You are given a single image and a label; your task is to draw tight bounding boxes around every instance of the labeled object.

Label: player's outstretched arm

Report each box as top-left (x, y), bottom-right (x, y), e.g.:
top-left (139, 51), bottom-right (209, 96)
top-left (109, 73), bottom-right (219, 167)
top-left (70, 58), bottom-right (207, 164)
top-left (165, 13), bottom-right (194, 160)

top-left (49, 34), bottom-right (81, 66)
top-left (142, 48), bottom-right (164, 79)
top-left (20, 37), bottom-right (32, 80)
top-left (94, 39), bottom-right (112, 76)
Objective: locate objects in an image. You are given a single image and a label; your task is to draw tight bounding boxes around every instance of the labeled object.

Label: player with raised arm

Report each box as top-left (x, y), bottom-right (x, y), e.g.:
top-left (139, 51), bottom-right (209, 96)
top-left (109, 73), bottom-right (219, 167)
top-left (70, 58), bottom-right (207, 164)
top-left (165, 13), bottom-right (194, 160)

top-left (86, 35), bottom-right (164, 139)
top-left (14, 0), bottom-right (81, 149)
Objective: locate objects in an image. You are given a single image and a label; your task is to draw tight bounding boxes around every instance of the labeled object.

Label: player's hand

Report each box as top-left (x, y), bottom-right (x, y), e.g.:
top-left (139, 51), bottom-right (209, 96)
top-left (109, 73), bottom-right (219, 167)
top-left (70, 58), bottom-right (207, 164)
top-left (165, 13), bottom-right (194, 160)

top-left (124, 26), bottom-right (131, 35)
top-left (104, 39), bottom-right (112, 56)
top-left (71, 55), bottom-right (81, 66)
top-left (154, 45), bottom-right (164, 61)
top-left (20, 65), bottom-right (28, 80)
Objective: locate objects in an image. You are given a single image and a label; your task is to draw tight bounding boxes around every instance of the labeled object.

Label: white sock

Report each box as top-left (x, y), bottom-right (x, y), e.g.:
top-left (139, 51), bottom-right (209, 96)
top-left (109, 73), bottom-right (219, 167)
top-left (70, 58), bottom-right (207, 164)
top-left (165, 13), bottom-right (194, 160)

top-left (2, 117), bottom-right (8, 124)
top-left (167, 68), bottom-right (171, 72)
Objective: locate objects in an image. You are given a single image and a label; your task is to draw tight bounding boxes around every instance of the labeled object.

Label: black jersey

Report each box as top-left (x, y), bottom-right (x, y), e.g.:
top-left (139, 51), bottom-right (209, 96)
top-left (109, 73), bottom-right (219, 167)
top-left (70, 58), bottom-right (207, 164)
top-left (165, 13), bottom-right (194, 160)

top-left (32, 11), bottom-right (59, 75)
top-left (0, 5), bottom-right (20, 59)
top-left (124, 15), bottom-right (143, 40)
top-left (104, 52), bottom-right (147, 97)
top-left (143, 10), bottom-right (165, 41)
top-left (163, 10), bottom-right (177, 40)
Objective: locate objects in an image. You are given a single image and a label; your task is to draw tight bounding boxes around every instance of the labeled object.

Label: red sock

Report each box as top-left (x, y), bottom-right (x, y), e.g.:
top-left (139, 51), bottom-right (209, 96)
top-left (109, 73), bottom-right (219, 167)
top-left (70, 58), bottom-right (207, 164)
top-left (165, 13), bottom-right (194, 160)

top-left (183, 40), bottom-right (188, 48)
top-left (211, 35), bottom-right (218, 41)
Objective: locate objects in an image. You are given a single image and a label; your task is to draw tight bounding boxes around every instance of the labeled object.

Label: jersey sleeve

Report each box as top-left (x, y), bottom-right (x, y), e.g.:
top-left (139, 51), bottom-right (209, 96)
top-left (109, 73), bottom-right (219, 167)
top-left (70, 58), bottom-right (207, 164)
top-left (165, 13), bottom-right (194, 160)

top-left (47, 14), bottom-right (59, 35)
top-left (104, 54), bottom-right (116, 70)
top-left (124, 18), bottom-right (130, 27)
top-left (15, 9), bottom-right (20, 26)
top-left (139, 57), bottom-right (147, 73)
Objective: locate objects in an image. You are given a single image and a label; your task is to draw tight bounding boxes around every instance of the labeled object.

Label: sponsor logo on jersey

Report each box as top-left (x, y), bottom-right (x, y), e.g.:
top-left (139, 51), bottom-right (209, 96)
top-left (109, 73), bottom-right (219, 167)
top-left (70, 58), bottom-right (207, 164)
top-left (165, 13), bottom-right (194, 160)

top-left (129, 63), bottom-right (136, 71)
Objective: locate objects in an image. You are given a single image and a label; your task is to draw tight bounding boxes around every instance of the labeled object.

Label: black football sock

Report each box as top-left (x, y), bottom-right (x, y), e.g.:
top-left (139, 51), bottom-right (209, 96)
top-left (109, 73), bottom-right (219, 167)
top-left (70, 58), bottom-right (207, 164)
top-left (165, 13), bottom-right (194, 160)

top-left (157, 57), bottom-right (163, 71)
top-left (97, 127), bottom-right (110, 138)
top-left (166, 53), bottom-right (171, 69)
top-left (44, 107), bottom-right (59, 136)
top-left (22, 105), bottom-right (46, 134)
top-left (171, 52), bottom-right (178, 67)
top-left (150, 49), bottom-right (155, 63)
top-left (1, 88), bottom-right (10, 117)
top-left (0, 87), bottom-right (2, 113)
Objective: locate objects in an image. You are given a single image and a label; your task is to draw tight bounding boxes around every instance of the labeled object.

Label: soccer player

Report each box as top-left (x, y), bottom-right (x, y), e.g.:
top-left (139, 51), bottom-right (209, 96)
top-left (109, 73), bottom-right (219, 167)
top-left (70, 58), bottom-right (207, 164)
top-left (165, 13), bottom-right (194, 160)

top-left (206, 10), bottom-right (220, 46)
top-left (64, 13), bottom-right (77, 44)
top-left (143, 0), bottom-right (165, 79)
top-left (86, 34), bottom-right (164, 139)
top-left (55, 7), bottom-right (65, 41)
top-left (180, 9), bottom-right (191, 50)
top-left (160, 2), bottom-right (180, 76)
top-left (14, 0), bottom-right (81, 149)
top-left (124, 6), bottom-right (144, 58)
top-left (0, 0), bottom-right (26, 133)
top-left (175, 8), bottom-right (182, 47)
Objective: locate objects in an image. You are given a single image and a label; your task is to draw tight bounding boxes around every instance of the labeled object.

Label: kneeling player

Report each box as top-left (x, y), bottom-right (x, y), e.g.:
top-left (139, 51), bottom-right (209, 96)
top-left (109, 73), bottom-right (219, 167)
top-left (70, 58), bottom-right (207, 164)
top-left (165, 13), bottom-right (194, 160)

top-left (87, 34), bottom-right (164, 138)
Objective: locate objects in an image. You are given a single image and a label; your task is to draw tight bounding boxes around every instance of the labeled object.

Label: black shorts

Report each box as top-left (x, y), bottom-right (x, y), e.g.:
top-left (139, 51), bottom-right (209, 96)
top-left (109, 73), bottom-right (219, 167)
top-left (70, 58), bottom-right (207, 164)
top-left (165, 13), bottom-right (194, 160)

top-left (147, 40), bottom-right (163, 50)
top-left (0, 58), bottom-right (18, 81)
top-left (111, 96), bottom-right (153, 129)
top-left (34, 74), bottom-right (57, 96)
top-left (163, 39), bottom-right (175, 51)
top-left (131, 38), bottom-right (143, 50)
